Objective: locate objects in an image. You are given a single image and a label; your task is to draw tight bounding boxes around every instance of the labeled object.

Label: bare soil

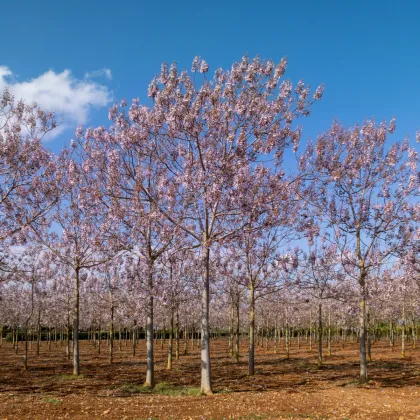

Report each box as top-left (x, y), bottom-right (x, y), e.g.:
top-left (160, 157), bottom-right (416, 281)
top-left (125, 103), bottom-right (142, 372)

top-left (0, 337), bottom-right (419, 419)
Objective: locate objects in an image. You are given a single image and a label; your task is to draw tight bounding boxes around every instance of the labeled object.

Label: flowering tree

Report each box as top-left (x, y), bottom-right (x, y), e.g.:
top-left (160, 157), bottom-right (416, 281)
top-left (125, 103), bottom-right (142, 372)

top-left (0, 89), bottom-right (58, 271)
top-left (301, 119), bottom-right (418, 383)
top-left (296, 239), bottom-right (345, 366)
top-left (31, 146), bottom-right (116, 375)
top-left (82, 55), bottom-right (322, 394)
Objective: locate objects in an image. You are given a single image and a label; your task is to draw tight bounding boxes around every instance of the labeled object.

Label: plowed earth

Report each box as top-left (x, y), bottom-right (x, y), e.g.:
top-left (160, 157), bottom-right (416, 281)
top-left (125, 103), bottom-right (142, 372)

top-left (0, 338), bottom-right (419, 419)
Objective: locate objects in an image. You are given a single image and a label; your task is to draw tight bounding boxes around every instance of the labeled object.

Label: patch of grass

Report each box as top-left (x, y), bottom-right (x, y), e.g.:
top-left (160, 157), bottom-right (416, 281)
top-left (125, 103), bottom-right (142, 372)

top-left (382, 362), bottom-right (401, 370)
top-left (116, 381), bottom-right (202, 396)
top-left (238, 415), bottom-right (269, 420)
top-left (339, 379), bottom-right (359, 388)
top-left (216, 387), bottom-right (233, 394)
top-left (42, 397), bottom-right (62, 405)
top-left (118, 383), bottom-right (149, 394)
top-left (154, 382), bottom-right (202, 396)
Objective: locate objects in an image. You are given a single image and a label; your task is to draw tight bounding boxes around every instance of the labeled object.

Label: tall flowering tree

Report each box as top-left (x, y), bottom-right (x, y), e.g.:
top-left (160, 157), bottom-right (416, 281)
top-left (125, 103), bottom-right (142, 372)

top-left (79, 55), bottom-right (322, 393)
top-left (301, 119), bottom-right (418, 383)
top-left (0, 89), bottom-right (58, 270)
top-left (31, 145), bottom-right (116, 375)
top-left (78, 114), bottom-right (184, 387)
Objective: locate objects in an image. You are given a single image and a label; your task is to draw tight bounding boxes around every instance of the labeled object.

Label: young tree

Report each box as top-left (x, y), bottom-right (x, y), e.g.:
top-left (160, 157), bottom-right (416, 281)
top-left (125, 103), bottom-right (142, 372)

top-left (82, 55), bottom-right (322, 393)
top-left (0, 89), bottom-right (58, 270)
top-left (31, 146), bottom-right (115, 375)
top-left (302, 119), bottom-right (418, 383)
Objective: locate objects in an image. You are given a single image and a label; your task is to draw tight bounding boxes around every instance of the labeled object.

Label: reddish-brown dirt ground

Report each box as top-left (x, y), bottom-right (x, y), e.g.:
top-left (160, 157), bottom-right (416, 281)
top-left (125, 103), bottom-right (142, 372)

top-left (0, 337), bottom-right (419, 419)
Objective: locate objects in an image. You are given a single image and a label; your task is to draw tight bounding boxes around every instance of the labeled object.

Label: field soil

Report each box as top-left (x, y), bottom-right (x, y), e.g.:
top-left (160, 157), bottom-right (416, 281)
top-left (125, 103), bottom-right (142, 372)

top-left (0, 337), bottom-right (419, 419)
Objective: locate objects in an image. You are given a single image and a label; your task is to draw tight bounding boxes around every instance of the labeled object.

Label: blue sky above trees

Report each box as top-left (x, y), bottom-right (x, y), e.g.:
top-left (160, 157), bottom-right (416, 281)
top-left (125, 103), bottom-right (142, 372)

top-left (1, 0), bottom-right (419, 155)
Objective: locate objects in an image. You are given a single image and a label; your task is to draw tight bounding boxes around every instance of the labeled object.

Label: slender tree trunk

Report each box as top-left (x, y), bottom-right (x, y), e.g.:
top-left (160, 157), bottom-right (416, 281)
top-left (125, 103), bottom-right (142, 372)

top-left (412, 318), bottom-right (416, 349)
top-left (274, 315), bottom-right (278, 354)
top-left (200, 243), bottom-right (213, 394)
top-left (175, 309), bottom-right (180, 360)
top-left (249, 284), bottom-right (255, 375)
top-left (265, 318), bottom-right (269, 350)
top-left (390, 320), bottom-right (394, 351)
top-left (235, 299), bottom-right (240, 363)
top-left (359, 282), bottom-right (368, 384)
top-left (229, 301), bottom-right (234, 357)
top-left (36, 308), bottom-right (41, 356)
top-left (73, 267), bottom-right (80, 376)
top-left (132, 321), bottom-right (136, 356)
top-left (144, 259), bottom-right (154, 388)
top-left (167, 308), bottom-right (174, 370)
top-left (318, 302), bottom-right (323, 367)
top-left (401, 304), bottom-right (406, 358)
top-left (309, 309), bottom-right (312, 352)
top-left (161, 320), bottom-right (165, 350)
top-left (367, 309), bottom-right (372, 362)
top-left (183, 321), bottom-right (188, 355)
top-left (328, 310), bottom-right (331, 356)
top-left (24, 325), bottom-right (29, 370)
top-left (98, 324), bottom-right (101, 354)
top-left (66, 324), bottom-right (70, 359)
top-left (109, 293), bottom-right (114, 364)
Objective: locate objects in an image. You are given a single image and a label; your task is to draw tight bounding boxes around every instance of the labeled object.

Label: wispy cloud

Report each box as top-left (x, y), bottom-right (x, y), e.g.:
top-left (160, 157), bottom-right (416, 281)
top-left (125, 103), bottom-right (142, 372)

top-left (84, 67), bottom-right (112, 80)
top-left (0, 66), bottom-right (113, 141)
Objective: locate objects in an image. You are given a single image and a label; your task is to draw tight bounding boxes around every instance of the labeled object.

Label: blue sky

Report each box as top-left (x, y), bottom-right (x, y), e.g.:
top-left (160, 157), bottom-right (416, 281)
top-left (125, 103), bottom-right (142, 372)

top-left (1, 0), bottom-right (419, 155)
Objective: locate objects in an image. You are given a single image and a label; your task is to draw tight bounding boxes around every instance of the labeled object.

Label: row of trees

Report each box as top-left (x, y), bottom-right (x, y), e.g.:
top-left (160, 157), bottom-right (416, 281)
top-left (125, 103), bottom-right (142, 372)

top-left (0, 55), bottom-right (419, 394)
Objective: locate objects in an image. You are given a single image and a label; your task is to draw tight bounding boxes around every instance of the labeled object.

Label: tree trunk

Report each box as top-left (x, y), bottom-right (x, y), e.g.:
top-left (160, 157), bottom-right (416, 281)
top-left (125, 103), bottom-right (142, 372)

top-left (109, 293), bottom-right (114, 364)
top-left (235, 299), bottom-right (240, 363)
top-left (200, 243), bottom-right (213, 394)
top-left (318, 302), bottom-right (323, 367)
top-left (37, 308), bottom-right (41, 356)
top-left (175, 309), bottom-right (180, 360)
top-left (249, 284), bottom-right (255, 375)
top-left (24, 325), bottom-right (29, 370)
top-left (132, 321), bottom-right (136, 356)
top-left (73, 267), bottom-right (80, 376)
top-left (229, 302), bottom-right (234, 357)
top-left (328, 310), bottom-right (331, 356)
top-left (274, 315), bottom-right (278, 354)
top-left (359, 283), bottom-right (368, 383)
top-left (183, 321), bottom-right (188, 355)
top-left (144, 259), bottom-right (154, 388)
top-left (401, 304), bottom-right (406, 358)
top-left (167, 308), bottom-right (173, 370)
top-left (309, 309), bottom-right (312, 352)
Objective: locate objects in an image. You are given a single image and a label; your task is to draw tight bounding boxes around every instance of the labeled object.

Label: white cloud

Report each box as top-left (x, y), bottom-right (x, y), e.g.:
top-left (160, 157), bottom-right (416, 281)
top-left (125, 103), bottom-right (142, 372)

top-left (0, 66), bottom-right (113, 141)
top-left (84, 67), bottom-right (112, 80)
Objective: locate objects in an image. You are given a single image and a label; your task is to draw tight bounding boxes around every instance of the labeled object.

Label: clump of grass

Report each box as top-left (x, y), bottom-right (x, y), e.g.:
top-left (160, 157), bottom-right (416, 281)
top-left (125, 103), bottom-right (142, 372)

top-left (382, 362), bottom-right (402, 370)
top-left (42, 397), bottom-right (62, 405)
top-left (340, 379), bottom-right (359, 387)
top-left (117, 381), bottom-right (202, 396)
top-left (216, 387), bottom-right (233, 394)
top-left (118, 383), bottom-right (149, 394)
top-left (154, 382), bottom-right (202, 396)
